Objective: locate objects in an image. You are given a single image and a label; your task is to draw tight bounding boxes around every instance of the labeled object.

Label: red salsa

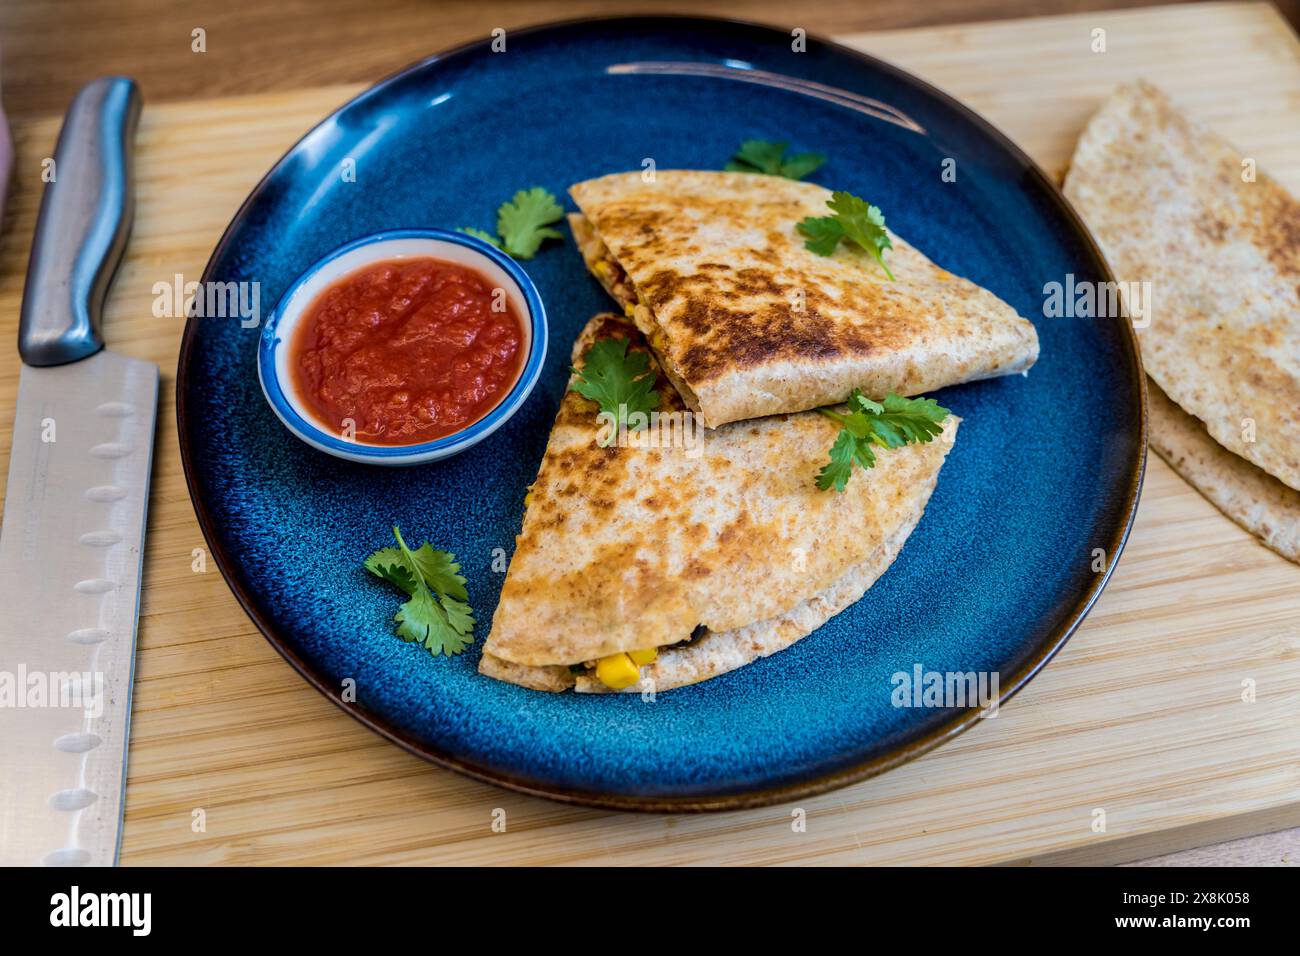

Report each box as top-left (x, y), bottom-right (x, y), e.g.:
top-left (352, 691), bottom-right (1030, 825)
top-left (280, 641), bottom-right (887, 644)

top-left (291, 257), bottom-right (525, 445)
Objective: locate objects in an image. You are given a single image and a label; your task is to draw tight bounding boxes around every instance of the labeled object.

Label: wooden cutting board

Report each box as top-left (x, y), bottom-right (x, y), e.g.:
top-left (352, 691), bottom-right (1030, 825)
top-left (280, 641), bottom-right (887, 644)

top-left (1, 1), bottom-right (1297, 866)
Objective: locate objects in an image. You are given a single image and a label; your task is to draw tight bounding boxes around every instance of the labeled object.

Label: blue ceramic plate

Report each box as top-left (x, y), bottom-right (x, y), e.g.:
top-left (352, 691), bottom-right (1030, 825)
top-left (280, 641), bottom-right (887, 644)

top-left (178, 16), bottom-right (1145, 810)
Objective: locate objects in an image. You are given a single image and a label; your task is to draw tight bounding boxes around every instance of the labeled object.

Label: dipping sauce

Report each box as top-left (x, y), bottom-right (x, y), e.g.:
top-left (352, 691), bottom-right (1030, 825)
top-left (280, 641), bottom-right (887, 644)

top-left (290, 257), bottom-right (525, 445)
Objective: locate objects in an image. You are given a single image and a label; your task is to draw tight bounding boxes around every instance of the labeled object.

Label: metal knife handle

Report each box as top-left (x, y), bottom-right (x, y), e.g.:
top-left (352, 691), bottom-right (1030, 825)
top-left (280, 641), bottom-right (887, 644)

top-left (18, 77), bottom-right (141, 367)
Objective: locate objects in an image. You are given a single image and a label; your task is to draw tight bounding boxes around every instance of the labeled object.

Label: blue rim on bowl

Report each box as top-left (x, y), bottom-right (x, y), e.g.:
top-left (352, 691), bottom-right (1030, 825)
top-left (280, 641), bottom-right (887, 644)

top-left (257, 228), bottom-right (548, 466)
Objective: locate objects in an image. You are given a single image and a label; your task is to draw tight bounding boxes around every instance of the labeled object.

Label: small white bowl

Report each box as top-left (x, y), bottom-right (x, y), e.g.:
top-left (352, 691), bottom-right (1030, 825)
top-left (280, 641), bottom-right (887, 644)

top-left (258, 229), bottom-right (547, 466)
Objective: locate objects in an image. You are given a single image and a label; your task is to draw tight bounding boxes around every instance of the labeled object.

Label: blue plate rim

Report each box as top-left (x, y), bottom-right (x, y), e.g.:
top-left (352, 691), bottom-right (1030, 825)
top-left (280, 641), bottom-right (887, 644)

top-left (175, 14), bottom-right (1148, 812)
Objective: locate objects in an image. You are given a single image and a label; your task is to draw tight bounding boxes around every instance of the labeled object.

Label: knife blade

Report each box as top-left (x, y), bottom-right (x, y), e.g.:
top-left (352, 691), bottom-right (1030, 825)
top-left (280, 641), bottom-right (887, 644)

top-left (0, 77), bottom-right (155, 867)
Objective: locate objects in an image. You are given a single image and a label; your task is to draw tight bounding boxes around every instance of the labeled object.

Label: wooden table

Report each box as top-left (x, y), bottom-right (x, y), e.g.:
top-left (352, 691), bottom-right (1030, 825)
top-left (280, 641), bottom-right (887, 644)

top-left (5, 0), bottom-right (1271, 120)
top-left (1, 1), bottom-right (1299, 865)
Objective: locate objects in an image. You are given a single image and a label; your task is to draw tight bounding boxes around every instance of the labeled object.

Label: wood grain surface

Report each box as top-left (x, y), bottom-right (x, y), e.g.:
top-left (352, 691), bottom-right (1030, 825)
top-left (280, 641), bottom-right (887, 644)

top-left (4, 0), bottom-right (1270, 120)
top-left (1, 2), bottom-right (1298, 865)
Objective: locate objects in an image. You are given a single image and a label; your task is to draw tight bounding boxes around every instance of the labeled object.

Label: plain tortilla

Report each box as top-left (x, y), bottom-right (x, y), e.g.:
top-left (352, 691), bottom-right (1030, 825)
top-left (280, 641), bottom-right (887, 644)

top-left (1147, 378), bottom-right (1300, 562)
top-left (1063, 81), bottom-right (1300, 492)
top-left (478, 312), bottom-right (958, 691)
top-left (569, 170), bottom-right (1037, 428)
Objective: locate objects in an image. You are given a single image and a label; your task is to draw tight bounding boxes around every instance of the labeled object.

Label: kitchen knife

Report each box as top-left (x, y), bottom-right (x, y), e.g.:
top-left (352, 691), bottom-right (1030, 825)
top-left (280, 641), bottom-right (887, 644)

top-left (0, 76), bottom-right (154, 867)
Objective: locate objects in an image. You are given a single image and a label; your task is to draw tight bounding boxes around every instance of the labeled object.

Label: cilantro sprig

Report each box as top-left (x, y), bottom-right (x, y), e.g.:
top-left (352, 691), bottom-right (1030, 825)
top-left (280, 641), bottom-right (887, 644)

top-left (816, 390), bottom-right (949, 491)
top-left (570, 337), bottom-right (660, 431)
top-left (726, 139), bottom-right (826, 180)
top-left (364, 527), bottom-right (475, 656)
top-left (797, 191), bottom-right (895, 280)
top-left (458, 227), bottom-right (501, 248)
top-left (458, 187), bottom-right (565, 260)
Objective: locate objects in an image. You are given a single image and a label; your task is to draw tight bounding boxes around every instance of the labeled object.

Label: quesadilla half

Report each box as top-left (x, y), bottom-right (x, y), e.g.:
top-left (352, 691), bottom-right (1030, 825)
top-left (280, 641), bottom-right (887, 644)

top-left (1064, 81), bottom-right (1300, 492)
top-left (568, 170), bottom-right (1038, 428)
top-left (479, 312), bottom-right (959, 693)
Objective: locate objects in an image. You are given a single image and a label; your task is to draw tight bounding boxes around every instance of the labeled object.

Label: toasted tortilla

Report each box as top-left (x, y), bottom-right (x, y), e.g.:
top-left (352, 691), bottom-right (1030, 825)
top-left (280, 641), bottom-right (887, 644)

top-left (479, 312), bottom-right (958, 691)
top-left (1147, 378), bottom-right (1300, 563)
top-left (1063, 81), bottom-right (1300, 492)
top-left (568, 170), bottom-right (1038, 428)
top-left (480, 502), bottom-right (928, 693)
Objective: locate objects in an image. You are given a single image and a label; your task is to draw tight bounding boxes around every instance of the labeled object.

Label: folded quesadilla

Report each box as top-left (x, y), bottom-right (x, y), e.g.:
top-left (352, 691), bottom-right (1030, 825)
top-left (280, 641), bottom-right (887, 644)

top-left (479, 313), bottom-right (959, 693)
top-left (1147, 378), bottom-right (1300, 563)
top-left (568, 170), bottom-right (1038, 428)
top-left (1064, 81), bottom-right (1300, 494)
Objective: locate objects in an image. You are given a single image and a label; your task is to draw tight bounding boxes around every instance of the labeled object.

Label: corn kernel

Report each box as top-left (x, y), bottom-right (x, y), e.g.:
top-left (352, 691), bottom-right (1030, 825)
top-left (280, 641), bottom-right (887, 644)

top-left (595, 652), bottom-right (641, 689)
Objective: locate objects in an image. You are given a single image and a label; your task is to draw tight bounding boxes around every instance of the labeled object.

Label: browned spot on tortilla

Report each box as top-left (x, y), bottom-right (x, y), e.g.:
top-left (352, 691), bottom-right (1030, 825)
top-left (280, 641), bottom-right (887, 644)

top-left (1196, 216), bottom-right (1229, 243)
top-left (1249, 187), bottom-right (1300, 278)
top-left (682, 559), bottom-right (712, 579)
top-left (717, 511), bottom-right (751, 545)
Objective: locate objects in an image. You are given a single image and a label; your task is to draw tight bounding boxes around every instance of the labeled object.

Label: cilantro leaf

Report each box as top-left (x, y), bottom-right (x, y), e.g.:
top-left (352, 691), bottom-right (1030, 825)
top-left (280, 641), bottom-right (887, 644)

top-left (394, 587), bottom-right (442, 641)
top-left (726, 139), bottom-right (787, 175)
top-left (496, 187), bottom-right (565, 259)
top-left (440, 595), bottom-right (476, 637)
top-left (570, 336), bottom-right (660, 429)
top-left (869, 393), bottom-right (948, 445)
top-left (797, 190), bottom-right (895, 280)
top-left (462, 187), bottom-right (566, 260)
top-left (816, 428), bottom-right (875, 492)
top-left (363, 527), bottom-right (475, 656)
top-left (408, 543), bottom-right (469, 602)
top-left (795, 216), bottom-right (845, 257)
top-left (456, 226), bottom-right (502, 249)
top-left (778, 151), bottom-right (829, 181)
top-left (816, 390), bottom-right (949, 491)
top-left (362, 547), bottom-right (419, 593)
top-left (846, 391), bottom-right (884, 416)
top-left (726, 139), bottom-right (826, 180)
top-left (828, 192), bottom-right (894, 279)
